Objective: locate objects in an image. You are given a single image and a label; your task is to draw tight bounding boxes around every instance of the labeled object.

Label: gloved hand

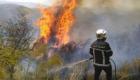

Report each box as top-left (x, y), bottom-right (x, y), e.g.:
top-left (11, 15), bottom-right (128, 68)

top-left (89, 57), bottom-right (93, 60)
top-left (90, 48), bottom-right (93, 55)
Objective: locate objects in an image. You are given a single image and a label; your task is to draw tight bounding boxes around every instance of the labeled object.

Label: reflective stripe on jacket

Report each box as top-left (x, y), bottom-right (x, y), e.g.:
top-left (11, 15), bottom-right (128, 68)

top-left (90, 40), bottom-right (113, 67)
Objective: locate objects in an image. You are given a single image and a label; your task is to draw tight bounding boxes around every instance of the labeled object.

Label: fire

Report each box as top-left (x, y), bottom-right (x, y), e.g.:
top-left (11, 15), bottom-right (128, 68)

top-left (36, 7), bottom-right (55, 43)
top-left (56, 0), bottom-right (77, 46)
top-left (36, 0), bottom-right (77, 47)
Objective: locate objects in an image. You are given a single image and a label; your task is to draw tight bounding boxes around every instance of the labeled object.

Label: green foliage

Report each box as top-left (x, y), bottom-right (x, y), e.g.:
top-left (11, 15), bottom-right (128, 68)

top-left (0, 47), bottom-right (24, 68)
top-left (31, 43), bottom-right (47, 58)
top-left (0, 67), bottom-right (6, 79)
top-left (37, 54), bottom-right (63, 71)
top-left (34, 54), bottom-right (63, 80)
top-left (0, 10), bottom-right (35, 80)
top-left (46, 54), bottom-right (63, 69)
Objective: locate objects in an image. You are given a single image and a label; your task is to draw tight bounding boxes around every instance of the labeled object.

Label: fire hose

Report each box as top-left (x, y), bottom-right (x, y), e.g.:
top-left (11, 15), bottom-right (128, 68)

top-left (49, 57), bottom-right (117, 80)
top-left (89, 58), bottom-right (117, 80)
top-left (110, 58), bottom-right (117, 80)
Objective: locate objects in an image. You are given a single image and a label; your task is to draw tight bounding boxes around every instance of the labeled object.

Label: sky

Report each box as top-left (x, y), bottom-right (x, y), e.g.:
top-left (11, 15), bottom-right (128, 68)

top-left (0, 0), bottom-right (55, 7)
top-left (1, 0), bottom-right (140, 10)
top-left (81, 0), bottom-right (140, 11)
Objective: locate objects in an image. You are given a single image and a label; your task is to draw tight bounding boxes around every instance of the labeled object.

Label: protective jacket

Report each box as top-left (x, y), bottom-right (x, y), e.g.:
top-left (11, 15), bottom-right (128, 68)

top-left (90, 39), bottom-right (113, 67)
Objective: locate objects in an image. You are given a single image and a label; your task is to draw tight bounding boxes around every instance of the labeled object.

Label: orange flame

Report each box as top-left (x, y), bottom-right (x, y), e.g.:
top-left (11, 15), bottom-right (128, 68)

top-left (36, 7), bottom-right (55, 43)
top-left (36, 0), bottom-right (77, 47)
top-left (56, 0), bottom-right (77, 46)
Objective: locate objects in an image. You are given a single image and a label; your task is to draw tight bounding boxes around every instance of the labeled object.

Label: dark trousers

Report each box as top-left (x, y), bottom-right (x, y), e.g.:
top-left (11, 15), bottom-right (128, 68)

top-left (94, 65), bottom-right (112, 80)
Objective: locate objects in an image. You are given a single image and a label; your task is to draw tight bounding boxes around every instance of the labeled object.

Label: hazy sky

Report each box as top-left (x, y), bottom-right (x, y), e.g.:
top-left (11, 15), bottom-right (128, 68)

top-left (2, 0), bottom-right (140, 10)
top-left (81, 0), bottom-right (140, 10)
top-left (1, 0), bottom-right (49, 3)
top-left (0, 0), bottom-right (54, 7)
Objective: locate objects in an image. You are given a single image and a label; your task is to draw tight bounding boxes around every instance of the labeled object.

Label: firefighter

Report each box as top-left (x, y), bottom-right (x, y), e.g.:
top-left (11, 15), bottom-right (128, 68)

top-left (90, 29), bottom-right (113, 80)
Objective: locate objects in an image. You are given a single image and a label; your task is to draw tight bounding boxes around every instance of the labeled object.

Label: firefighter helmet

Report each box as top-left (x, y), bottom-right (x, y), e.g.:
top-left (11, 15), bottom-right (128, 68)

top-left (96, 29), bottom-right (107, 39)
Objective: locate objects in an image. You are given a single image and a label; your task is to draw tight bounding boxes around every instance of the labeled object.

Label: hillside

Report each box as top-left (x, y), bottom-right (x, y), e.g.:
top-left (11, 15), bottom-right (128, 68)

top-left (0, 3), bottom-right (40, 25)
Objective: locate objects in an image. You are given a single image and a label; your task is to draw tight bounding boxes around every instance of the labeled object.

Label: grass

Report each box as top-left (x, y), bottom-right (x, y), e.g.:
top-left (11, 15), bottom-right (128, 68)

top-left (0, 54), bottom-right (140, 80)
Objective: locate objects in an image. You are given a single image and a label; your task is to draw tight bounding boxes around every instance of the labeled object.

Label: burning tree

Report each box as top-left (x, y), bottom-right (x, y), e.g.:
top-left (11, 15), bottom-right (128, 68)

top-left (36, 0), bottom-right (77, 47)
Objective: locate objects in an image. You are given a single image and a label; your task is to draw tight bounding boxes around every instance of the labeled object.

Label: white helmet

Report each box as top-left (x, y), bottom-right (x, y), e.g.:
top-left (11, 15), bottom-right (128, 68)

top-left (96, 29), bottom-right (107, 39)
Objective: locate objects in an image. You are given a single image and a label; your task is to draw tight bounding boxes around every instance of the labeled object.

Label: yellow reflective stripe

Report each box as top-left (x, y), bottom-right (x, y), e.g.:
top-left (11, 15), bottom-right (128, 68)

top-left (93, 48), bottom-right (96, 63)
top-left (93, 62), bottom-right (110, 67)
top-left (93, 48), bottom-right (111, 52)
top-left (92, 48), bottom-right (112, 67)
top-left (102, 51), bottom-right (105, 65)
top-left (106, 50), bottom-right (112, 52)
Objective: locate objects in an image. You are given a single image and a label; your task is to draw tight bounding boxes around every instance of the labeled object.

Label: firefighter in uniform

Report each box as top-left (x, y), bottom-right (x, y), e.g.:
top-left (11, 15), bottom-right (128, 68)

top-left (90, 29), bottom-right (113, 80)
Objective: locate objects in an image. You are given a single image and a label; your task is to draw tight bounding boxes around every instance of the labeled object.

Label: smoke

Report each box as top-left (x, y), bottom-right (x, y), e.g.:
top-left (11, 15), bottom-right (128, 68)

top-left (69, 2), bottom-right (140, 66)
top-left (80, 0), bottom-right (140, 11)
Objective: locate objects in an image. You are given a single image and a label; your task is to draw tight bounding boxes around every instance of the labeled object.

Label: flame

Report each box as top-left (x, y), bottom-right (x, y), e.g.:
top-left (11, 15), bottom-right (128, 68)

top-left (36, 0), bottom-right (77, 47)
top-left (56, 0), bottom-right (77, 46)
top-left (36, 7), bottom-right (55, 43)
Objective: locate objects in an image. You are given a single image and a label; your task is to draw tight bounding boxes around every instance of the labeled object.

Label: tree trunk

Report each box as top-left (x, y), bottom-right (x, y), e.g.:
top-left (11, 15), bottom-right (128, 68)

top-left (7, 65), bottom-right (15, 80)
